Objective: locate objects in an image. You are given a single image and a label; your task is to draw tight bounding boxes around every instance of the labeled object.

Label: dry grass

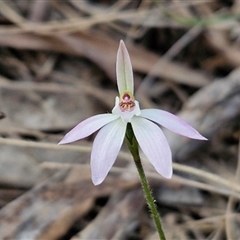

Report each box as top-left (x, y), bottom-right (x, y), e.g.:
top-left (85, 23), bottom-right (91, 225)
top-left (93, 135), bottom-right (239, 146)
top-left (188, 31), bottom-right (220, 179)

top-left (0, 0), bottom-right (239, 239)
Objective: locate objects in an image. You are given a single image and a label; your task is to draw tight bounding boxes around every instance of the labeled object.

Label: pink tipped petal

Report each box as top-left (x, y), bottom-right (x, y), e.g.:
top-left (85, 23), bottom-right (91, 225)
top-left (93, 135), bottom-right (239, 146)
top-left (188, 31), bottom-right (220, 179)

top-left (131, 117), bottom-right (172, 179)
top-left (116, 40), bottom-right (134, 94)
top-left (91, 118), bottom-right (127, 185)
top-left (140, 109), bottom-right (207, 140)
top-left (59, 114), bottom-right (119, 144)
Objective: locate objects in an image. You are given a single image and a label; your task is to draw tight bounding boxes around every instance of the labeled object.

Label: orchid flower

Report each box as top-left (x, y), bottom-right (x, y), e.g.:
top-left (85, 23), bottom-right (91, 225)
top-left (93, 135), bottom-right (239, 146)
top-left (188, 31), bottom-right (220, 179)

top-left (59, 40), bottom-right (207, 185)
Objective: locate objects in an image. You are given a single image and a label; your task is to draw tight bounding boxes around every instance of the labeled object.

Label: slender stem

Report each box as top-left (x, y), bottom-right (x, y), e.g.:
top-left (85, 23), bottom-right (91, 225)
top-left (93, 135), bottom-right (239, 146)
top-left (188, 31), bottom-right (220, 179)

top-left (125, 124), bottom-right (166, 240)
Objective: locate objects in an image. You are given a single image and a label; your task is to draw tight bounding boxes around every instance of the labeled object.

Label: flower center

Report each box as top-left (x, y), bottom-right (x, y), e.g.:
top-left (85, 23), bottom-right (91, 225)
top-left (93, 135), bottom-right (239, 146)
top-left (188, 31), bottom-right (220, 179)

top-left (119, 93), bottom-right (135, 112)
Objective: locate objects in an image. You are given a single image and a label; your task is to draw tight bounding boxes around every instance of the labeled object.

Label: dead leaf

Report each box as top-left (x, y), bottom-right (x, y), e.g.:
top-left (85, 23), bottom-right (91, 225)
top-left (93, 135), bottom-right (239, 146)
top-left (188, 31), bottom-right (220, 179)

top-left (0, 166), bottom-right (138, 240)
top-left (165, 68), bottom-right (240, 161)
top-left (0, 31), bottom-right (212, 87)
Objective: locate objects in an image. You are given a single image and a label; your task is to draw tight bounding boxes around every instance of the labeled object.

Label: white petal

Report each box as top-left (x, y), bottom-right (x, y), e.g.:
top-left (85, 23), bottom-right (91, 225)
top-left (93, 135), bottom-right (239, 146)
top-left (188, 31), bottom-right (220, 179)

top-left (116, 40), bottom-right (134, 95)
top-left (91, 118), bottom-right (127, 185)
top-left (131, 117), bottom-right (172, 179)
top-left (134, 100), bottom-right (141, 116)
top-left (59, 114), bottom-right (119, 144)
top-left (140, 109), bottom-right (207, 140)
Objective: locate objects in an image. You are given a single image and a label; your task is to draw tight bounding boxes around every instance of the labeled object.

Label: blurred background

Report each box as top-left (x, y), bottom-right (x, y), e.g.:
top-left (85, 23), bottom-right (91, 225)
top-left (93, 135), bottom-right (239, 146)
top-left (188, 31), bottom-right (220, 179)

top-left (0, 0), bottom-right (239, 239)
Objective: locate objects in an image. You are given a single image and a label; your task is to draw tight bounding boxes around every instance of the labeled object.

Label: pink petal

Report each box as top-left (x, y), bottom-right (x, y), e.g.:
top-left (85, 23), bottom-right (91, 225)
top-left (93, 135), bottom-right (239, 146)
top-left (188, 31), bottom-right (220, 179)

top-left (116, 40), bottom-right (134, 95)
top-left (140, 109), bottom-right (207, 140)
top-left (59, 114), bottom-right (119, 144)
top-left (131, 117), bottom-right (172, 179)
top-left (91, 118), bottom-right (127, 185)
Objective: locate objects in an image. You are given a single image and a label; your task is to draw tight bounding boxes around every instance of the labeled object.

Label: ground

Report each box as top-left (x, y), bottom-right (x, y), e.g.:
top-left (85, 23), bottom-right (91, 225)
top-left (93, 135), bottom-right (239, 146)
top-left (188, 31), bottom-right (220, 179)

top-left (0, 1), bottom-right (239, 239)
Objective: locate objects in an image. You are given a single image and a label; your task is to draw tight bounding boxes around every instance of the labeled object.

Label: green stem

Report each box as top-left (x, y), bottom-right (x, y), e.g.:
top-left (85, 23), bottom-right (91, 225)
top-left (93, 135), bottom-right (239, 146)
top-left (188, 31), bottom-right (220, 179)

top-left (125, 124), bottom-right (166, 240)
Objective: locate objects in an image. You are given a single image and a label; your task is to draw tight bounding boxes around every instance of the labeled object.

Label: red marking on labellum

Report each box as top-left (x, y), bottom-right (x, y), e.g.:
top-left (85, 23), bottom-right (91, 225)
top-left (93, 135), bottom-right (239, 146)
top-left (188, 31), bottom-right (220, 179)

top-left (119, 93), bottom-right (135, 112)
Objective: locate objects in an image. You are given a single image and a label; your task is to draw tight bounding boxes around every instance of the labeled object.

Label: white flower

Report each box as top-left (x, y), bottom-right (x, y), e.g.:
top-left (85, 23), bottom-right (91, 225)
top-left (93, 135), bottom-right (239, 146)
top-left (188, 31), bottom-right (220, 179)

top-left (59, 40), bottom-right (207, 185)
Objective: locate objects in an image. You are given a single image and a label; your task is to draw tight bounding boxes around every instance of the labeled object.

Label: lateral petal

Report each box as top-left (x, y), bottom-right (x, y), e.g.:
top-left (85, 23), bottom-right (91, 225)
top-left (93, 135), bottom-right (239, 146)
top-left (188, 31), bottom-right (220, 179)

top-left (59, 114), bottom-right (119, 144)
top-left (116, 40), bottom-right (134, 95)
top-left (140, 109), bottom-right (207, 140)
top-left (91, 118), bottom-right (127, 185)
top-left (131, 117), bottom-right (172, 179)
